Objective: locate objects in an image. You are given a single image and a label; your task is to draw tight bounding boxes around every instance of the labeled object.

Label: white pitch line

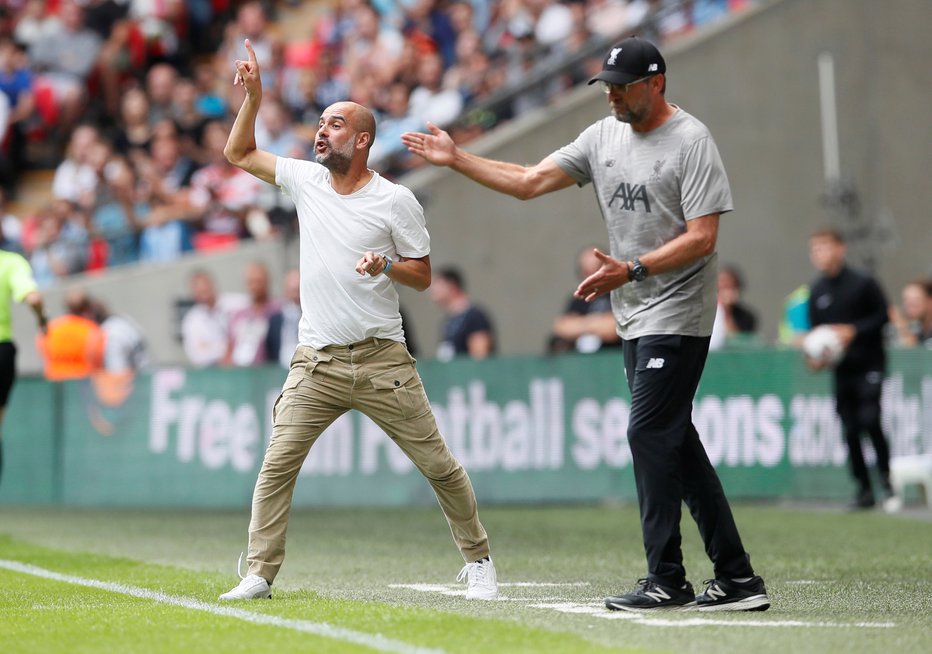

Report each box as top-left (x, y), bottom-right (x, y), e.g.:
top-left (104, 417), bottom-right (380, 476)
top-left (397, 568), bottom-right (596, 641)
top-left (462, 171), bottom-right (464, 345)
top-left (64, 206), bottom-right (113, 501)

top-left (1, 560), bottom-right (443, 654)
top-left (532, 602), bottom-right (895, 629)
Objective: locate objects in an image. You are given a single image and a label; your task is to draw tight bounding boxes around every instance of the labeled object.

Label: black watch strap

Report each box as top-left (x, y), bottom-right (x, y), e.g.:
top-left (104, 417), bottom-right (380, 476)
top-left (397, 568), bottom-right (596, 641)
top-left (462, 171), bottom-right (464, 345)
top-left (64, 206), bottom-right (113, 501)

top-left (629, 258), bottom-right (649, 282)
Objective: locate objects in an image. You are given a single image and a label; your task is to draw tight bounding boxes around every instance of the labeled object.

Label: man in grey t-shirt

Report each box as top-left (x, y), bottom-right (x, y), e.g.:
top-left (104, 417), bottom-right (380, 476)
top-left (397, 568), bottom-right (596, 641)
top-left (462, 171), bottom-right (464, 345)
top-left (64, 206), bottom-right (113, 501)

top-left (403, 36), bottom-right (769, 613)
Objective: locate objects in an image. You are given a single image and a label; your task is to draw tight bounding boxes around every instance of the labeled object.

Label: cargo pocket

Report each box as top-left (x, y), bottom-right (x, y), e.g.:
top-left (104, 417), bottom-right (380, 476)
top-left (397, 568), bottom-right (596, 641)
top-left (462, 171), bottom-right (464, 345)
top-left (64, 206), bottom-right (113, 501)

top-left (273, 352), bottom-right (332, 425)
top-left (369, 364), bottom-right (426, 421)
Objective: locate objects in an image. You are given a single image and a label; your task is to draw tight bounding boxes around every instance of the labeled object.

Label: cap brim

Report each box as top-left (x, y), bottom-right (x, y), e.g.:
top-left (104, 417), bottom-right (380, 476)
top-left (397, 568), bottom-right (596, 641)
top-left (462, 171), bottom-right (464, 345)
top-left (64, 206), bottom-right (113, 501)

top-left (587, 70), bottom-right (644, 86)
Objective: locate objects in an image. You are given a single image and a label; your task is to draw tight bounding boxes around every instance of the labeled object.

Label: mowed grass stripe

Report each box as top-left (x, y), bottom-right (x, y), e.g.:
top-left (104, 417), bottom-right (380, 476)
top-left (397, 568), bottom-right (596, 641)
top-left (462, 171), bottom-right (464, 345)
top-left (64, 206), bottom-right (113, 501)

top-left (0, 559), bottom-right (442, 654)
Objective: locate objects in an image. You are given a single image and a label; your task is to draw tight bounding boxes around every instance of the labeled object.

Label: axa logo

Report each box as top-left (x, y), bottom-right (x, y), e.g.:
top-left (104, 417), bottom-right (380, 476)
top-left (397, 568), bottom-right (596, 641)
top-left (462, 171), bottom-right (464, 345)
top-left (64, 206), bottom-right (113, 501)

top-left (607, 47), bottom-right (622, 65)
top-left (608, 181), bottom-right (652, 212)
top-left (646, 358), bottom-right (665, 369)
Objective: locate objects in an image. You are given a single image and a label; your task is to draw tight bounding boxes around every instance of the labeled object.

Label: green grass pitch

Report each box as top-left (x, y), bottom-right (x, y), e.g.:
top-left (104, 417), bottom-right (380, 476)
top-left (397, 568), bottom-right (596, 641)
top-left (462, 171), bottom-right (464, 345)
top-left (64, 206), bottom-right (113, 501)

top-left (1, 503), bottom-right (930, 653)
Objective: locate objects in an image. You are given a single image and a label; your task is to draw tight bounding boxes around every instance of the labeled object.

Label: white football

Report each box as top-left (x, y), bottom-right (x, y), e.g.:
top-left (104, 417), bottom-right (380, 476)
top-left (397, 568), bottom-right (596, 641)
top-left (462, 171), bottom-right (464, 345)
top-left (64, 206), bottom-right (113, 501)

top-left (803, 325), bottom-right (845, 365)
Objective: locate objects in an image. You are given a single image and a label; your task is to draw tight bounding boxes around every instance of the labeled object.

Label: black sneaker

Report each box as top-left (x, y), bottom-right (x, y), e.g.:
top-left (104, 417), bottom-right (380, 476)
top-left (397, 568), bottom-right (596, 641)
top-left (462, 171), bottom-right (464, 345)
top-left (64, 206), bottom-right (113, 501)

top-left (605, 578), bottom-right (695, 612)
top-left (849, 488), bottom-right (876, 510)
top-left (695, 576), bottom-right (770, 612)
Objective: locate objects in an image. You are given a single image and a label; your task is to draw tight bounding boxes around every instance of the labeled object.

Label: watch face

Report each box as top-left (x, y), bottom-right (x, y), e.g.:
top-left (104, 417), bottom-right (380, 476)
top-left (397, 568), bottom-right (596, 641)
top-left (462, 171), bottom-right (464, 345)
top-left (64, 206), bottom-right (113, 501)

top-left (631, 263), bottom-right (647, 281)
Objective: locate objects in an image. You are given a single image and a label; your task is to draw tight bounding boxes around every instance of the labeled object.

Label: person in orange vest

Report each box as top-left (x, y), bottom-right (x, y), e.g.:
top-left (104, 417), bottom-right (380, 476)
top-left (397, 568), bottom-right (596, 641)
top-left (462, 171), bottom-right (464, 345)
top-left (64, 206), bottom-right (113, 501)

top-left (37, 288), bottom-right (104, 381)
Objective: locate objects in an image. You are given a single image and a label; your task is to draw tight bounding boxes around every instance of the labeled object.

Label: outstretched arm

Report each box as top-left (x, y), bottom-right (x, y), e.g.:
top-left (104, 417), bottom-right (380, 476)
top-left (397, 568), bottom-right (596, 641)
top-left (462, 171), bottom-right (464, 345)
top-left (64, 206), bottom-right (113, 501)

top-left (24, 290), bottom-right (47, 334)
top-left (401, 123), bottom-right (576, 200)
top-left (224, 39), bottom-right (277, 185)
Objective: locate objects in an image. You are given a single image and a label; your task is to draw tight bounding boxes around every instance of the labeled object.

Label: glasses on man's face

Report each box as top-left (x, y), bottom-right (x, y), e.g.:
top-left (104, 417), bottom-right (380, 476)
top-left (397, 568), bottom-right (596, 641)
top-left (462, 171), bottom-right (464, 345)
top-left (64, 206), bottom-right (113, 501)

top-left (599, 76), bottom-right (653, 94)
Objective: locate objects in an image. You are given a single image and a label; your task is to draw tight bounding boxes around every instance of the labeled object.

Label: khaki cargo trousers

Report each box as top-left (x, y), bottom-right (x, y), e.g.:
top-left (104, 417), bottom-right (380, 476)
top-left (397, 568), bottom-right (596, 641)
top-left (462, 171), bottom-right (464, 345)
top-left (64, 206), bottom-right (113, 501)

top-left (247, 338), bottom-right (490, 582)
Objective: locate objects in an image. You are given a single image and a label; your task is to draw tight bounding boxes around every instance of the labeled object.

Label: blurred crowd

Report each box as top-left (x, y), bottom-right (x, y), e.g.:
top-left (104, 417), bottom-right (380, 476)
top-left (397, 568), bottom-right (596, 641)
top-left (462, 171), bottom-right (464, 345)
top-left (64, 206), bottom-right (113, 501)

top-left (0, 0), bottom-right (754, 287)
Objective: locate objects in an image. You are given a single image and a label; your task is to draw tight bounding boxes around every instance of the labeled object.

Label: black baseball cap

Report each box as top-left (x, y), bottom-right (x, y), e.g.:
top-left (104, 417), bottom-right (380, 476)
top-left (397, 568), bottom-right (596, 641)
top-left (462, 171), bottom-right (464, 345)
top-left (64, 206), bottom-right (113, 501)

top-left (587, 36), bottom-right (666, 86)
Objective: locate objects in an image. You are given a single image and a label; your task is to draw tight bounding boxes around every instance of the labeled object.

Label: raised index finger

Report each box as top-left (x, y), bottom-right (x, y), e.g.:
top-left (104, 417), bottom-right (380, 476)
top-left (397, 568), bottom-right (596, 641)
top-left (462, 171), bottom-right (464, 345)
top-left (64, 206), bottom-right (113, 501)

top-left (244, 38), bottom-right (257, 62)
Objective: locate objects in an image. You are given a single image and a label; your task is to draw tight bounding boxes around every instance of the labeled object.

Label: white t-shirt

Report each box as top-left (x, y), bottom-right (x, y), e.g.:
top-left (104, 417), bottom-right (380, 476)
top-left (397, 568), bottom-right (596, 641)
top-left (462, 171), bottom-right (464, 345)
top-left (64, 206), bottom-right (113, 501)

top-left (276, 158), bottom-right (430, 348)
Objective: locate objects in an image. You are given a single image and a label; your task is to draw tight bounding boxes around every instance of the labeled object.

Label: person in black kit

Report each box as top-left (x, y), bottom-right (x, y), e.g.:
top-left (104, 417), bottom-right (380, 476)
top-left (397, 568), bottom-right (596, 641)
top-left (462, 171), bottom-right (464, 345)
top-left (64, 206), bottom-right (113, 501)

top-left (430, 267), bottom-right (495, 361)
top-left (807, 227), bottom-right (893, 509)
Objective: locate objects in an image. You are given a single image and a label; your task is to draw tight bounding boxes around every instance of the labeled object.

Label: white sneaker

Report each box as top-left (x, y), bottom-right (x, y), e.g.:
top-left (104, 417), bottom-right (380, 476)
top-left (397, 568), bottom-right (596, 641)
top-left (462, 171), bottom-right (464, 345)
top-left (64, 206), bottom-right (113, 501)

top-left (218, 553), bottom-right (271, 601)
top-left (457, 558), bottom-right (498, 600)
top-left (219, 574), bottom-right (271, 601)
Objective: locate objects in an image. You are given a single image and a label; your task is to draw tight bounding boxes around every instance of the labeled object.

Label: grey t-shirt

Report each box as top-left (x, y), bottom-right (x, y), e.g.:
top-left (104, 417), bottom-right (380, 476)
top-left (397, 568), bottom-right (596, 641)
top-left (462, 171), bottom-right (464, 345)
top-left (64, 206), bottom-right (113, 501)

top-left (551, 106), bottom-right (732, 339)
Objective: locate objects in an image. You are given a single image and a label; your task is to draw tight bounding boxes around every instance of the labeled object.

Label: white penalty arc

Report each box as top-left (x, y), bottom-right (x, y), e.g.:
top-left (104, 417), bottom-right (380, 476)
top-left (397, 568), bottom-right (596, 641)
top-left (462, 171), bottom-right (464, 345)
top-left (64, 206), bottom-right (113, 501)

top-left (1, 559), bottom-right (444, 654)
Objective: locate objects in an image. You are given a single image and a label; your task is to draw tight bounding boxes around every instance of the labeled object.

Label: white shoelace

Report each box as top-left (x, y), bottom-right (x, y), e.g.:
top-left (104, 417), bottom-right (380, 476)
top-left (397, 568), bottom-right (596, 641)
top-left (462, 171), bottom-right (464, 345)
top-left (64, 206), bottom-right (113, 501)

top-left (236, 551), bottom-right (247, 580)
top-left (456, 561), bottom-right (486, 586)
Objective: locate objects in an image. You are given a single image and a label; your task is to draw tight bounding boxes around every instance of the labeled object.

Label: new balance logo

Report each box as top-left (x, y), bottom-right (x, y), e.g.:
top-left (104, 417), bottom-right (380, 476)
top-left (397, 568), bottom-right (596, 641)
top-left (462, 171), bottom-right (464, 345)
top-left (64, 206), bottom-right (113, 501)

top-left (648, 63), bottom-right (658, 72)
top-left (644, 587), bottom-right (671, 603)
top-left (645, 358), bottom-right (665, 369)
top-left (706, 584), bottom-right (727, 600)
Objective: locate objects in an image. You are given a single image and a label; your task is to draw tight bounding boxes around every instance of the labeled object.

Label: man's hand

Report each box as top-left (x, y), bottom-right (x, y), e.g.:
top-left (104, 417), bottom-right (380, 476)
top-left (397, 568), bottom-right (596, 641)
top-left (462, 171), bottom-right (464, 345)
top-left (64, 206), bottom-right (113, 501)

top-left (831, 323), bottom-right (856, 348)
top-left (355, 251), bottom-right (390, 277)
top-left (573, 249), bottom-right (628, 302)
top-left (401, 122), bottom-right (457, 167)
top-left (233, 38), bottom-right (262, 100)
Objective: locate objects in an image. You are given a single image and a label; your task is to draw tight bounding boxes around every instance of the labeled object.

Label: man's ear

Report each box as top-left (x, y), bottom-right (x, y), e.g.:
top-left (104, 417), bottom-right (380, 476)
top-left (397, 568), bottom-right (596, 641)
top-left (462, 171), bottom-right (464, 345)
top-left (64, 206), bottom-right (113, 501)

top-left (356, 131), bottom-right (371, 150)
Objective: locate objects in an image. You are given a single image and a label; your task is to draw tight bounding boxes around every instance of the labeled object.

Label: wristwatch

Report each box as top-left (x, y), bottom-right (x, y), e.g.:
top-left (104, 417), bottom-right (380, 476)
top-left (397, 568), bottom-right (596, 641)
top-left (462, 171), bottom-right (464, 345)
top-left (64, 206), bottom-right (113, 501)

top-left (628, 258), bottom-right (649, 282)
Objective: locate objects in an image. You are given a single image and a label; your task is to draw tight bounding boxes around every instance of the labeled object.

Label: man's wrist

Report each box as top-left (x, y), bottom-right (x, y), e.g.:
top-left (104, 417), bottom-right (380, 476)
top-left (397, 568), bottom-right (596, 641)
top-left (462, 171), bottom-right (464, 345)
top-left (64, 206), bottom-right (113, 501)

top-left (628, 258), bottom-right (649, 282)
top-left (382, 255), bottom-right (393, 274)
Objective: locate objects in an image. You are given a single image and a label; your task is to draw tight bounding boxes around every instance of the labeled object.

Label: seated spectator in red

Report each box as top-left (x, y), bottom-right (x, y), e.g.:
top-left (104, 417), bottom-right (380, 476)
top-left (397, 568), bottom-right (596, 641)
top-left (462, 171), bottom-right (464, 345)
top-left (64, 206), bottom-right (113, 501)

top-left (188, 120), bottom-right (264, 244)
top-left (27, 0), bottom-right (102, 138)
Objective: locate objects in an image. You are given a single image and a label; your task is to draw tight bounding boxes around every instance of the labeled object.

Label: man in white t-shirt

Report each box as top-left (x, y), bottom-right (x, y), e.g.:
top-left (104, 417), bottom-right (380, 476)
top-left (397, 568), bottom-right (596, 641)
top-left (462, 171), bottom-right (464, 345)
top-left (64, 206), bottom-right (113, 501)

top-left (217, 39), bottom-right (497, 602)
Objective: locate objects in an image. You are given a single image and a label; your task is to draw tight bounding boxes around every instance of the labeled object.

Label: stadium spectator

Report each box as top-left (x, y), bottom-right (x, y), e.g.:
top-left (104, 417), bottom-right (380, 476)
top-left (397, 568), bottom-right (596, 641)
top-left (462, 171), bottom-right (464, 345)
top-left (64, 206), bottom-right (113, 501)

top-left (28, 199), bottom-right (88, 286)
top-left (0, 245), bottom-right (47, 486)
top-left (180, 268), bottom-right (246, 368)
top-left (807, 227), bottom-right (893, 510)
top-left (27, 0), bottom-right (102, 140)
top-left (777, 283), bottom-right (809, 348)
top-left (188, 119), bottom-right (265, 246)
top-left (408, 51), bottom-right (463, 129)
top-left (430, 266), bottom-right (495, 361)
top-left (265, 267), bottom-right (301, 368)
top-left (112, 87), bottom-right (154, 160)
top-left (709, 264), bottom-right (758, 350)
top-left (51, 124), bottom-right (99, 203)
top-left (224, 260), bottom-right (279, 367)
top-left (92, 296), bottom-right (149, 373)
top-left (88, 156), bottom-right (145, 268)
top-left (0, 38), bottom-right (36, 189)
top-left (404, 35), bottom-right (770, 613)
top-left (37, 287), bottom-right (104, 380)
top-left (144, 62), bottom-right (180, 126)
top-left (890, 278), bottom-right (932, 349)
top-left (548, 245), bottom-right (621, 354)
top-left (219, 40), bottom-right (498, 602)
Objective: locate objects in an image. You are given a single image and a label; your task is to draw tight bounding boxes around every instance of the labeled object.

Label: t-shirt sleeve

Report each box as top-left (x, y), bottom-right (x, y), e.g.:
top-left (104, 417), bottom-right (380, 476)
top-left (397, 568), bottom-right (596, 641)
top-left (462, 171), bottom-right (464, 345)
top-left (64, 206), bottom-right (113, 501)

top-left (9, 253), bottom-right (38, 302)
top-left (549, 124), bottom-right (598, 187)
top-left (390, 186), bottom-right (431, 258)
top-left (680, 135), bottom-right (733, 220)
top-left (275, 156), bottom-right (315, 200)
